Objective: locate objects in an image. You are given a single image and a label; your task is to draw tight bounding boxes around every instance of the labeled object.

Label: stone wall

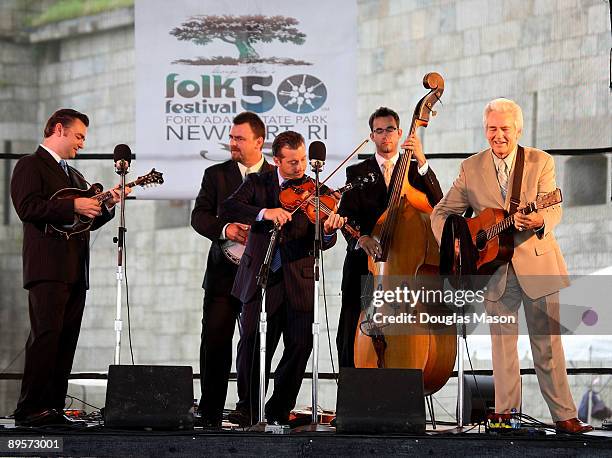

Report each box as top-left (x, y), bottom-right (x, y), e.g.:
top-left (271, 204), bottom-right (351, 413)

top-left (0, 1), bottom-right (610, 423)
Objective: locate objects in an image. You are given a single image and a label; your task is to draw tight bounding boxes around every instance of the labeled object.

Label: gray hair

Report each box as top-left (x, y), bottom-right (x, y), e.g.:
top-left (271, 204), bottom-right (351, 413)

top-left (483, 98), bottom-right (523, 132)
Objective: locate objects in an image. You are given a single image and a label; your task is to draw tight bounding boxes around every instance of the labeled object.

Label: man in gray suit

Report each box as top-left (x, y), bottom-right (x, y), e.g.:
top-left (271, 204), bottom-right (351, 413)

top-left (431, 98), bottom-right (592, 434)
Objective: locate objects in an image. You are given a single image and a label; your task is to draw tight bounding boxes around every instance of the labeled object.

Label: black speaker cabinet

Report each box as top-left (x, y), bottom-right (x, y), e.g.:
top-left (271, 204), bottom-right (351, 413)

top-left (336, 368), bottom-right (425, 434)
top-left (104, 365), bottom-right (194, 430)
top-left (457, 374), bottom-right (495, 424)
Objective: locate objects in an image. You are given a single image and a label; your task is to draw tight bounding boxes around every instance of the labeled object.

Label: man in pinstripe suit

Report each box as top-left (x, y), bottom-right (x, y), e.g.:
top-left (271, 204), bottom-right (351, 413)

top-left (222, 131), bottom-right (345, 426)
top-left (11, 109), bottom-right (126, 426)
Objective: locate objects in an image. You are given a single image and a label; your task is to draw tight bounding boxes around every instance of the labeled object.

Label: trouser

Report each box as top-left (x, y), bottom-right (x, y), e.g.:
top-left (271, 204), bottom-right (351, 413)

top-left (198, 291), bottom-right (241, 422)
top-left (485, 265), bottom-right (577, 421)
top-left (235, 277), bottom-right (313, 423)
top-left (16, 281), bottom-right (86, 416)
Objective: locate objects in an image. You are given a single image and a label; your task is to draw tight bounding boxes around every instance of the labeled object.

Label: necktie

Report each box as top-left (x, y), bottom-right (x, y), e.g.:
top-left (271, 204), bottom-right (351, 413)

top-left (498, 161), bottom-right (509, 200)
top-left (382, 160), bottom-right (393, 187)
top-left (270, 249), bottom-right (282, 272)
top-left (59, 159), bottom-right (69, 176)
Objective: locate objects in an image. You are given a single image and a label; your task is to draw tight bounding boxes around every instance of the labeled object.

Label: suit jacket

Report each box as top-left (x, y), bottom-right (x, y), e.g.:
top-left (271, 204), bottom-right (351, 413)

top-left (191, 159), bottom-right (274, 294)
top-left (10, 146), bottom-right (114, 289)
top-left (221, 169), bottom-right (336, 312)
top-left (337, 155), bottom-right (443, 290)
top-left (431, 146), bottom-right (569, 300)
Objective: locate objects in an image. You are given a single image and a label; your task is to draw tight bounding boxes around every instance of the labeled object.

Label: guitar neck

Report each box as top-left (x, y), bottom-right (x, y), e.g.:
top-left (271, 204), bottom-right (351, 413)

top-left (484, 203), bottom-right (536, 241)
top-left (94, 178), bottom-right (141, 203)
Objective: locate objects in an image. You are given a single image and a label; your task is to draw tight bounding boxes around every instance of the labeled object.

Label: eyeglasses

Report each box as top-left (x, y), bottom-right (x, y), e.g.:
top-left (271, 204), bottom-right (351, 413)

top-left (372, 126), bottom-right (398, 135)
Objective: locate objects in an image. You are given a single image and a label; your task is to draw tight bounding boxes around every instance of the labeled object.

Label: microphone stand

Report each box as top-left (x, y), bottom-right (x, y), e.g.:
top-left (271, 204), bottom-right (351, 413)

top-left (295, 159), bottom-right (333, 432)
top-left (453, 223), bottom-right (466, 429)
top-left (113, 160), bottom-right (128, 365)
top-left (249, 223), bottom-right (281, 431)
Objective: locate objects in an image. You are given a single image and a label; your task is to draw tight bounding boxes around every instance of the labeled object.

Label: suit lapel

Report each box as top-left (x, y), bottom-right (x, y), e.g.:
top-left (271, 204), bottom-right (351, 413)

top-left (261, 159), bottom-right (275, 174)
top-left (36, 147), bottom-right (71, 186)
top-left (480, 149), bottom-right (506, 208)
top-left (365, 156), bottom-right (389, 202)
top-left (227, 161), bottom-right (242, 190)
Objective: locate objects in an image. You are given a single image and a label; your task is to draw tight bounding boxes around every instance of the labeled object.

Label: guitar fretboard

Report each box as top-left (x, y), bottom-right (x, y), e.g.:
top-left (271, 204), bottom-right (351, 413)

top-left (94, 178), bottom-right (142, 203)
top-left (479, 212), bottom-right (521, 243)
top-left (475, 188), bottom-right (561, 245)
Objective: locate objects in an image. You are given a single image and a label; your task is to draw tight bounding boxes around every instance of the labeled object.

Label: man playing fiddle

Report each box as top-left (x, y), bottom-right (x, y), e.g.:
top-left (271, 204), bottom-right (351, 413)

top-left (336, 106), bottom-right (443, 368)
top-left (222, 130), bottom-right (344, 426)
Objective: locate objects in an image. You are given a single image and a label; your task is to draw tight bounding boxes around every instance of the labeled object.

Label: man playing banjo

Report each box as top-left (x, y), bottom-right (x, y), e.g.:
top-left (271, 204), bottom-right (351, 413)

top-left (190, 111), bottom-right (273, 427)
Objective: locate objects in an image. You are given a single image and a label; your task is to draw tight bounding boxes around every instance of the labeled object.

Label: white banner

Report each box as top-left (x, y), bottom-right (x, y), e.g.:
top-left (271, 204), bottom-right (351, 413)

top-left (134, 0), bottom-right (358, 199)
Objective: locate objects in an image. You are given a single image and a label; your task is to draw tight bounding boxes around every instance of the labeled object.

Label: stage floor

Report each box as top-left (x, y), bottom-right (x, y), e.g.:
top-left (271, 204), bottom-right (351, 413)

top-left (1, 419), bottom-right (611, 457)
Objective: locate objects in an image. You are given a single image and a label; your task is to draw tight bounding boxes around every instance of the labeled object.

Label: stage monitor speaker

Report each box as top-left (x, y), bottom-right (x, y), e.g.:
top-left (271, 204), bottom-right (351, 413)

top-left (458, 374), bottom-right (495, 424)
top-left (336, 368), bottom-right (425, 434)
top-left (104, 365), bottom-right (194, 430)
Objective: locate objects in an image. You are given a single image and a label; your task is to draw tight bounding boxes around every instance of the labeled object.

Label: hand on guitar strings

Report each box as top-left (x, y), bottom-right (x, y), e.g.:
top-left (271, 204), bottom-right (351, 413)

top-left (514, 207), bottom-right (544, 232)
top-left (226, 223), bottom-right (250, 245)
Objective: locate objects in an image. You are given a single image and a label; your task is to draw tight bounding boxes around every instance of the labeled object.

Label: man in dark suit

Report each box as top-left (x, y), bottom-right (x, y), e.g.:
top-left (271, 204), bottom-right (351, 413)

top-left (336, 106), bottom-right (443, 368)
top-left (191, 111), bottom-right (274, 427)
top-left (11, 108), bottom-right (126, 427)
top-left (222, 131), bottom-right (345, 426)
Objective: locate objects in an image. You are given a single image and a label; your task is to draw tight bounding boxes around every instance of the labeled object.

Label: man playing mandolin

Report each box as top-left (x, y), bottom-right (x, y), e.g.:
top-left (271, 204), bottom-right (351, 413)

top-left (430, 98), bottom-right (592, 434)
top-left (11, 108), bottom-right (130, 427)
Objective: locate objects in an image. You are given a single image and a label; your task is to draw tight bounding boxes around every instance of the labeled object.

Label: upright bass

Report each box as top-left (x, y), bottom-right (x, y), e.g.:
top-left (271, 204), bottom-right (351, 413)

top-left (354, 73), bottom-right (456, 396)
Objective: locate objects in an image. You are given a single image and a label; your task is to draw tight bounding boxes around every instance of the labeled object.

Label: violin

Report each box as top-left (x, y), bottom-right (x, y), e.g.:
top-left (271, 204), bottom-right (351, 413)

top-left (278, 176), bottom-right (363, 239)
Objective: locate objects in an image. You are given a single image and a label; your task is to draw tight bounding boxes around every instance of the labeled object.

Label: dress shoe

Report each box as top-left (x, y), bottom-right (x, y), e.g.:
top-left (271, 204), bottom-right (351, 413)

top-left (555, 418), bottom-right (594, 434)
top-left (227, 409), bottom-right (254, 427)
top-left (15, 409), bottom-right (87, 428)
top-left (194, 411), bottom-right (222, 429)
top-left (15, 408), bottom-right (63, 427)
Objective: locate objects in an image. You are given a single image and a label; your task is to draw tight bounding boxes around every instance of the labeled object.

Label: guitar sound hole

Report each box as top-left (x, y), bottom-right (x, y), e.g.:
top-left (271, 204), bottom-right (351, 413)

top-left (475, 230), bottom-right (487, 250)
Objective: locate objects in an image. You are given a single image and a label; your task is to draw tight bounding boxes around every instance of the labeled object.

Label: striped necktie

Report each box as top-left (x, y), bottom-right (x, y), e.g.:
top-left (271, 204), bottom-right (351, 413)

top-left (59, 159), bottom-right (69, 176)
top-left (498, 160), bottom-right (509, 200)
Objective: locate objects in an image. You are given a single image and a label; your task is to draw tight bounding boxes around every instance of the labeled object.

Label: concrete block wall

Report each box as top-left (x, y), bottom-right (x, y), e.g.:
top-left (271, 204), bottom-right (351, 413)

top-left (357, 0), bottom-right (611, 154)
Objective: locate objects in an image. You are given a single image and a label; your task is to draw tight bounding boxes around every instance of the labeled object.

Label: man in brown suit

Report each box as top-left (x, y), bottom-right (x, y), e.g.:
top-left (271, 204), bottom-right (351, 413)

top-left (431, 98), bottom-right (592, 434)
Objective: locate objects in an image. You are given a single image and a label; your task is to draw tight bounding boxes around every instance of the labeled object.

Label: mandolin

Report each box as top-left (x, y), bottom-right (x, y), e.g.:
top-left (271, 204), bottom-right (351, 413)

top-left (47, 168), bottom-right (164, 239)
top-left (466, 188), bottom-right (562, 274)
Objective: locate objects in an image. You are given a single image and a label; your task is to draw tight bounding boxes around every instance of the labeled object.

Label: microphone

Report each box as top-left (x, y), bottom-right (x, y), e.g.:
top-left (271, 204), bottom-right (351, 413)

top-left (308, 140), bottom-right (326, 171)
top-left (113, 144), bottom-right (132, 174)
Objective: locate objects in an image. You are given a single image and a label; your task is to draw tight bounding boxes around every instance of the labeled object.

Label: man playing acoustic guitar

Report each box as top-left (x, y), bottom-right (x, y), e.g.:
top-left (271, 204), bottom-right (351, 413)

top-left (431, 98), bottom-right (592, 434)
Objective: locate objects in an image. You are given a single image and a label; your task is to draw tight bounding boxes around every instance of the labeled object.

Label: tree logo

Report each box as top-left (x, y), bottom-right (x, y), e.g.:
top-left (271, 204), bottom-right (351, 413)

top-left (277, 74), bottom-right (327, 113)
top-left (170, 14), bottom-right (312, 66)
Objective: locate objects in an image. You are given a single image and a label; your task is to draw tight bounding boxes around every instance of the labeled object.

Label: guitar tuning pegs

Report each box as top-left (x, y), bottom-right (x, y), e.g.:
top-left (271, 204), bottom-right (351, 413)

top-left (432, 110), bottom-right (437, 116)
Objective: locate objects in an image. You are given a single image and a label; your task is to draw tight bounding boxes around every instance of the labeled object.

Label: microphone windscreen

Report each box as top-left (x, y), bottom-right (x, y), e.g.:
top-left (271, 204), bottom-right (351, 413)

top-left (113, 144), bottom-right (132, 164)
top-left (308, 140), bottom-right (326, 162)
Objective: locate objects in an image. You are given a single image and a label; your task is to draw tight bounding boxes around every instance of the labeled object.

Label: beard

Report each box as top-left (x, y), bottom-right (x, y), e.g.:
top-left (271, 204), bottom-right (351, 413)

top-left (230, 149), bottom-right (241, 161)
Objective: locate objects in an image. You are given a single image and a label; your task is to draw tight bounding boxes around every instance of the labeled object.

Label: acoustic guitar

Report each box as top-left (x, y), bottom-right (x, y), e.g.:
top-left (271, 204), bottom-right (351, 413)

top-left (47, 168), bottom-right (164, 239)
top-left (466, 188), bottom-right (562, 274)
